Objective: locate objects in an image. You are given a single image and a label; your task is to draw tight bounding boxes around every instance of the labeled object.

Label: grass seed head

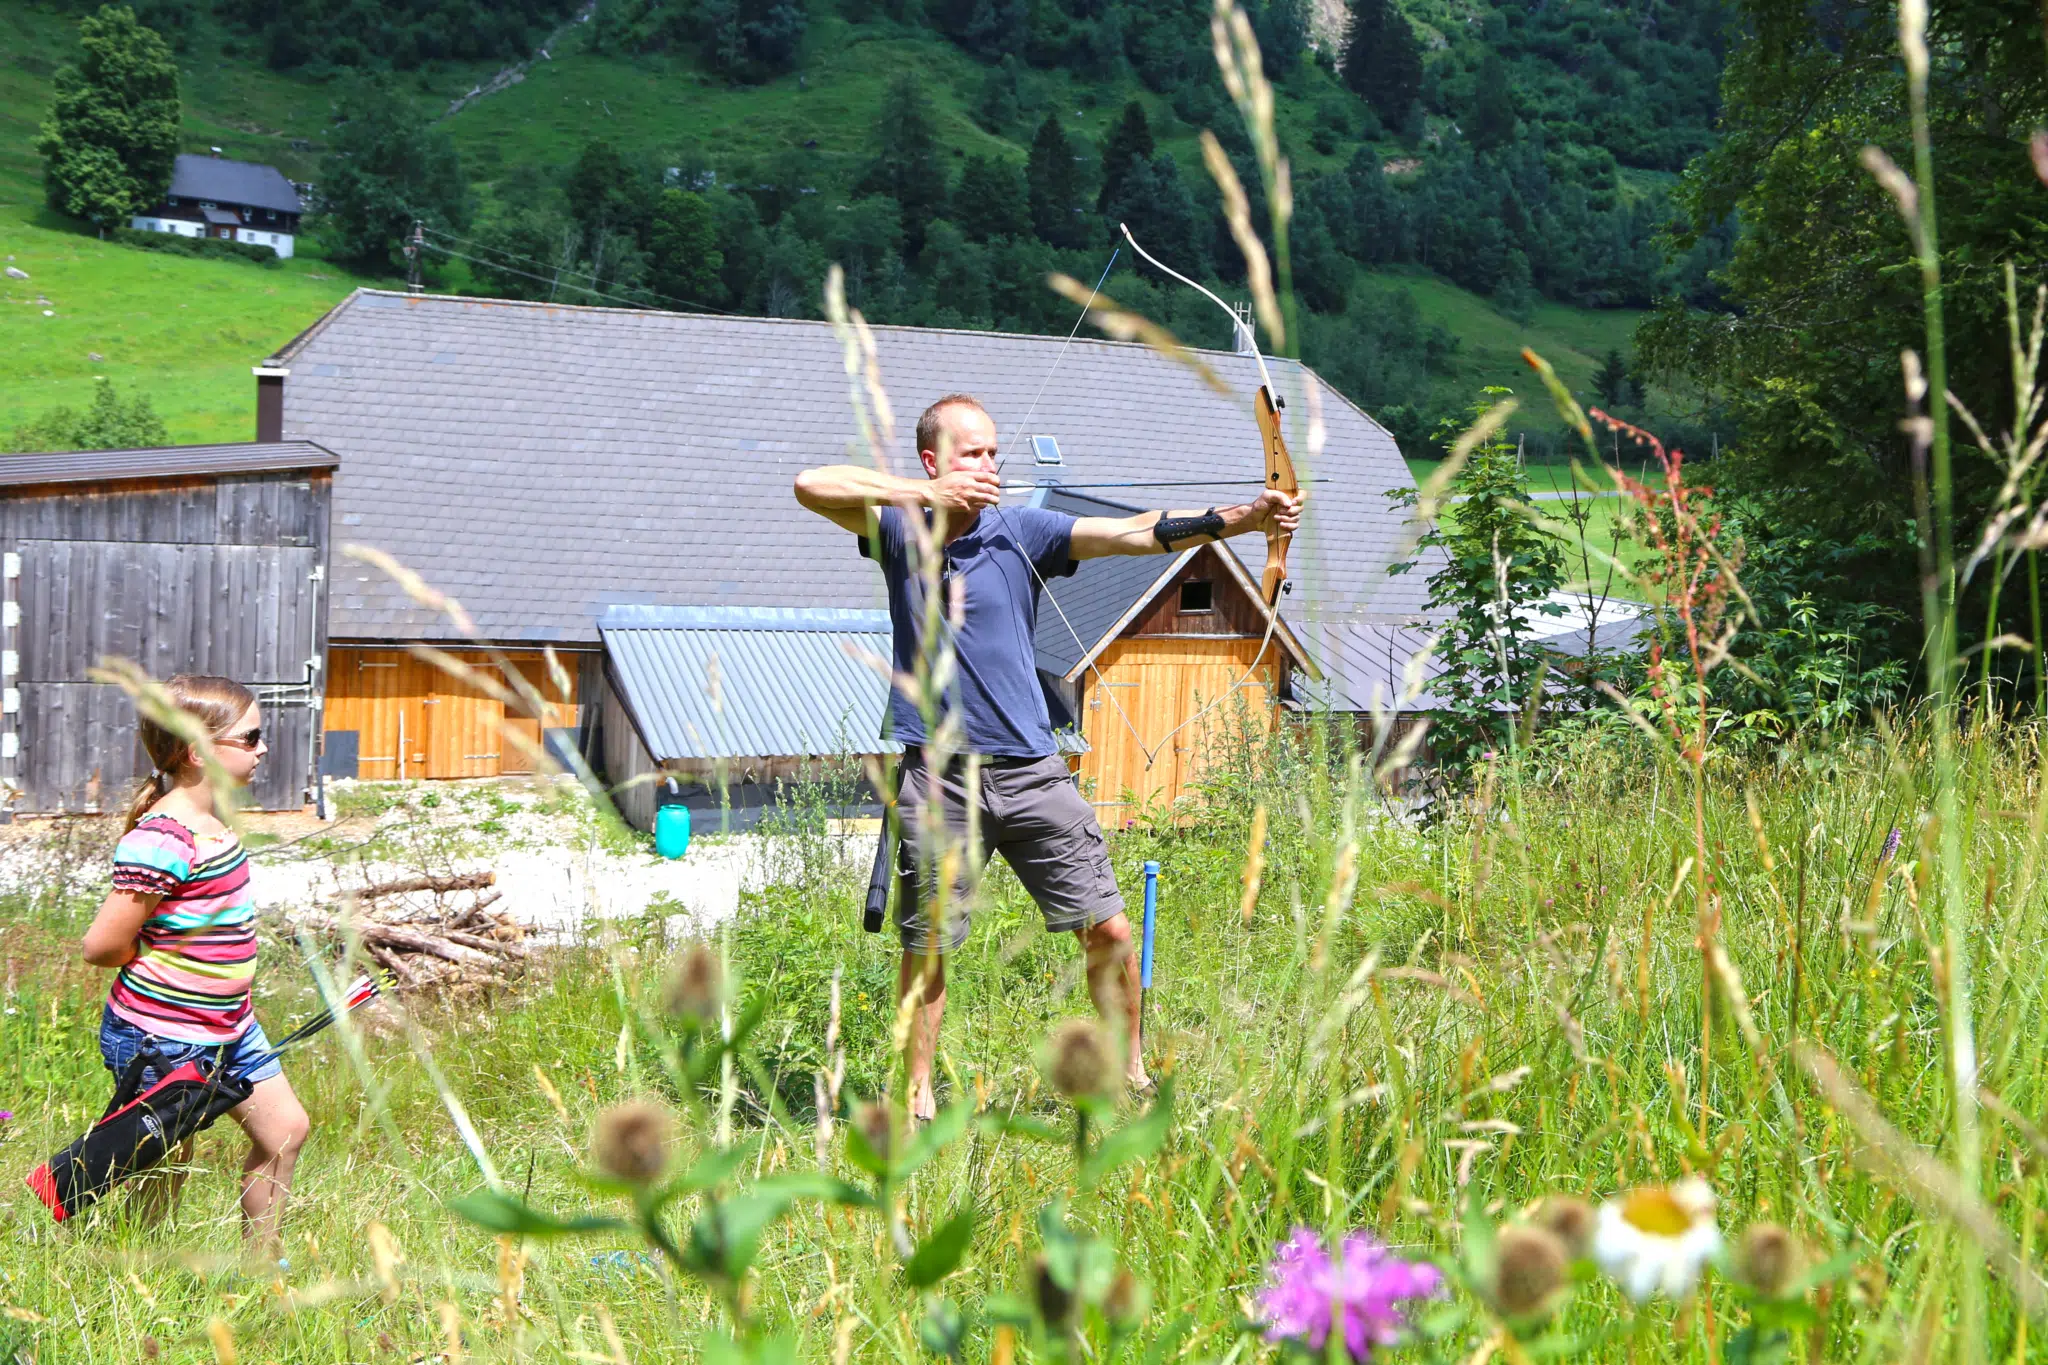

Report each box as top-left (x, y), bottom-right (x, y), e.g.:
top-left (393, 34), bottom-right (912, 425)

top-left (142, 1337), bottom-right (161, 1360)
top-left (662, 943), bottom-right (725, 1024)
top-left (1735, 1222), bottom-right (1802, 1299)
top-left (1033, 1255), bottom-right (1074, 1326)
top-left (1047, 1018), bottom-right (1118, 1100)
top-left (1533, 1195), bottom-right (1597, 1260)
top-left (1492, 1224), bottom-right (1568, 1318)
top-left (592, 1099), bottom-right (674, 1184)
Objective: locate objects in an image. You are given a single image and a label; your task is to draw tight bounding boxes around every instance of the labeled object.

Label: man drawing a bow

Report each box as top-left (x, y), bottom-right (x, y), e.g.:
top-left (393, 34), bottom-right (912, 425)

top-left (794, 393), bottom-right (1301, 1120)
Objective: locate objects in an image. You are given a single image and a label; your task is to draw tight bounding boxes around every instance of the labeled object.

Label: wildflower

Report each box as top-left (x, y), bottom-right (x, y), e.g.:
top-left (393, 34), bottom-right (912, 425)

top-left (1256, 1226), bottom-right (1442, 1361)
top-left (1592, 1179), bottom-right (1721, 1302)
top-left (661, 943), bottom-right (724, 1023)
top-left (1490, 1224), bottom-right (1567, 1319)
top-left (1734, 1222), bottom-right (1802, 1299)
top-left (1533, 1195), bottom-right (1596, 1260)
top-left (1045, 1018), bottom-right (1117, 1101)
top-left (1878, 826), bottom-right (1903, 865)
top-left (591, 1100), bottom-right (674, 1185)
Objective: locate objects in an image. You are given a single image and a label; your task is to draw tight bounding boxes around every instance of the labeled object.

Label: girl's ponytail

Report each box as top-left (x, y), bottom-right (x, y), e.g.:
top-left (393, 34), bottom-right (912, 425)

top-left (122, 674), bottom-right (257, 833)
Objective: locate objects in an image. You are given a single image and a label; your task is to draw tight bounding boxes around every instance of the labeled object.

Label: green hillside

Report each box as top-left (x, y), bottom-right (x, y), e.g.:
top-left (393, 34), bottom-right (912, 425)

top-left (2, 0), bottom-right (1713, 451)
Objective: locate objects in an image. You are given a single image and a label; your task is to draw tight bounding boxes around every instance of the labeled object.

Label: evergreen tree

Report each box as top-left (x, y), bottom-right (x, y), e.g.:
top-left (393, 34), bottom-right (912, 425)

top-left (1104, 154), bottom-right (1202, 277)
top-left (7, 379), bottom-right (169, 453)
top-left (1252, 0), bottom-right (1310, 77)
top-left (317, 78), bottom-right (471, 272)
top-left (1342, 0), bottom-right (1421, 132)
top-left (700, 0), bottom-right (806, 81)
top-left (1466, 53), bottom-right (1515, 152)
top-left (955, 156), bottom-right (1030, 242)
top-left (1095, 101), bottom-right (1155, 214)
top-left (859, 75), bottom-right (949, 253)
top-left (1591, 348), bottom-right (1633, 411)
top-left (471, 207), bottom-right (578, 301)
top-left (566, 141), bottom-right (654, 247)
top-left (973, 54), bottom-right (1025, 132)
top-left (647, 189), bottom-right (724, 304)
top-left (1026, 114), bottom-right (1088, 248)
top-left (36, 5), bottom-right (180, 228)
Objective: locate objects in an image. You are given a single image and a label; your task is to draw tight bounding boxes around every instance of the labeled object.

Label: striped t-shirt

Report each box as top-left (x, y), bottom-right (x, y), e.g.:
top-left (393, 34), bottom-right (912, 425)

top-left (107, 814), bottom-right (258, 1044)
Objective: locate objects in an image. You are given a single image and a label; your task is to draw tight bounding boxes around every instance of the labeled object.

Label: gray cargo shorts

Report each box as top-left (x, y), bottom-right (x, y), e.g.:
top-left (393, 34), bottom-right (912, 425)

top-left (893, 748), bottom-right (1125, 954)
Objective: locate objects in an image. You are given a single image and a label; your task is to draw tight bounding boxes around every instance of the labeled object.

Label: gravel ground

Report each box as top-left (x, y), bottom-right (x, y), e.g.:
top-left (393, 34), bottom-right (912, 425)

top-left (1, 777), bottom-right (877, 941)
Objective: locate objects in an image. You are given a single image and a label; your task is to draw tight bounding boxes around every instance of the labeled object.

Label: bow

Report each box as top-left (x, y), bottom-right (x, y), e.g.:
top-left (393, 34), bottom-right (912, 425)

top-left (1118, 223), bottom-right (1300, 607)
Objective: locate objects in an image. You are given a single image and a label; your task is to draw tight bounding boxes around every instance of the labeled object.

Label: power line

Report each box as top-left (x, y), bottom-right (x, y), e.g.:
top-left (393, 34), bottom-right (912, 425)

top-left (417, 227), bottom-right (745, 317)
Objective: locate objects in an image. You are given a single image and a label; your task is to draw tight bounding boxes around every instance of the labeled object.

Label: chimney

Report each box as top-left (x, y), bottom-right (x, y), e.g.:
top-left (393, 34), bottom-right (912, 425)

top-left (252, 366), bottom-right (288, 443)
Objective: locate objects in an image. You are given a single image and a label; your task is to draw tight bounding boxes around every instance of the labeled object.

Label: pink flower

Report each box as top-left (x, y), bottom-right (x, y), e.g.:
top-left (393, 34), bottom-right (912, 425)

top-left (1256, 1227), bottom-right (1442, 1361)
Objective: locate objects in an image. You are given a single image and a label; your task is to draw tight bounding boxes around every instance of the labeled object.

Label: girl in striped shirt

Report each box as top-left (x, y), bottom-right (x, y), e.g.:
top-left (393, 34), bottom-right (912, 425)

top-left (82, 675), bottom-right (309, 1254)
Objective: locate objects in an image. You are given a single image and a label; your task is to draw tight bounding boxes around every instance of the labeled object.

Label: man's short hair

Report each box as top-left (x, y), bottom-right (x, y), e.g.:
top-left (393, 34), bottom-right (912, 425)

top-left (916, 393), bottom-right (989, 463)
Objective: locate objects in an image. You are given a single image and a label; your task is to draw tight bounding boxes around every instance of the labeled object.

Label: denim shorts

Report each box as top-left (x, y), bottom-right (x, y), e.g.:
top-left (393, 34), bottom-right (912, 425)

top-left (98, 1007), bottom-right (282, 1092)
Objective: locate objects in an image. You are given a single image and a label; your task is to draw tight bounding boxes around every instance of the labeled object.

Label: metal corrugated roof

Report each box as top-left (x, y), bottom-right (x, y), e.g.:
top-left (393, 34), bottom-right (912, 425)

top-left (0, 441), bottom-right (339, 489)
top-left (600, 605), bottom-right (901, 761)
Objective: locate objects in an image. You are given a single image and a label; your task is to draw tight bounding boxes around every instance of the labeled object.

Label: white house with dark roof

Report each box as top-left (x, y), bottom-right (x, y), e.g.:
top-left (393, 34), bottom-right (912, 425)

top-left (258, 288), bottom-right (1442, 822)
top-left (131, 151), bottom-right (305, 258)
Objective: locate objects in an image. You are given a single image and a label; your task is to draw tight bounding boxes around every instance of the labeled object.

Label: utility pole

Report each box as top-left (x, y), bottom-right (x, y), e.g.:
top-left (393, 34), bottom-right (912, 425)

top-left (404, 220), bottom-right (424, 293)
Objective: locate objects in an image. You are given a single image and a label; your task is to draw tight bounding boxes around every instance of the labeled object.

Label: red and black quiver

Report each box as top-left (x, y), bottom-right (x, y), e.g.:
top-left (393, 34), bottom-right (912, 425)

top-left (26, 1047), bottom-right (253, 1222)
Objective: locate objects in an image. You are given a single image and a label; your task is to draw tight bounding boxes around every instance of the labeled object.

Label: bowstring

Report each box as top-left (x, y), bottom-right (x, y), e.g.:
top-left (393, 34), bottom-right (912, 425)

top-left (988, 248), bottom-right (1156, 765)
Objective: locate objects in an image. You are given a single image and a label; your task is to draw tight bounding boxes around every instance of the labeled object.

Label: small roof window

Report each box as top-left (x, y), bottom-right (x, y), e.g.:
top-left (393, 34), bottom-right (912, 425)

top-left (1179, 580), bottom-right (1214, 613)
top-left (1031, 435), bottom-right (1062, 466)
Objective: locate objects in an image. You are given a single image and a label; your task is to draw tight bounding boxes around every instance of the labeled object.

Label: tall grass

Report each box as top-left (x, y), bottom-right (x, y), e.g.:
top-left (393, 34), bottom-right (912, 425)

top-left (7, 715), bottom-right (2048, 1360)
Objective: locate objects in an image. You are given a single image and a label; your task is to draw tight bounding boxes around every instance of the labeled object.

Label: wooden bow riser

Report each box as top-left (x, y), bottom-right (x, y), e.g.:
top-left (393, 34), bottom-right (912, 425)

top-left (1254, 385), bottom-right (1299, 609)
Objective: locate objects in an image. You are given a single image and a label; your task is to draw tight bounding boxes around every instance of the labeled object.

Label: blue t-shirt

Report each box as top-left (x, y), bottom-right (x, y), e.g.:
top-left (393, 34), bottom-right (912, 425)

top-left (859, 504), bottom-right (1079, 758)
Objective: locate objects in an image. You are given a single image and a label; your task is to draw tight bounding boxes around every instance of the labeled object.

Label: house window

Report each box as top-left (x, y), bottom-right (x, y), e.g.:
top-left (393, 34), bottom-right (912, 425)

top-left (1178, 580), bottom-right (1214, 613)
top-left (1031, 435), bottom-right (1062, 466)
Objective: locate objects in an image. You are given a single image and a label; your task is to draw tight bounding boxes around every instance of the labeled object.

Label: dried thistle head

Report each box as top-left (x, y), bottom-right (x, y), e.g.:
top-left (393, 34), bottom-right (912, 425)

top-left (1735, 1222), bottom-right (1802, 1299)
top-left (1046, 1018), bottom-right (1118, 1101)
top-left (591, 1100), bottom-right (674, 1185)
top-left (1104, 1269), bottom-right (1147, 1329)
top-left (1491, 1224), bottom-right (1568, 1318)
top-left (1533, 1195), bottom-right (1597, 1261)
top-left (1033, 1255), bottom-right (1074, 1326)
top-left (662, 943), bottom-right (725, 1024)
top-left (853, 1099), bottom-right (892, 1163)
top-left (141, 1337), bottom-right (161, 1360)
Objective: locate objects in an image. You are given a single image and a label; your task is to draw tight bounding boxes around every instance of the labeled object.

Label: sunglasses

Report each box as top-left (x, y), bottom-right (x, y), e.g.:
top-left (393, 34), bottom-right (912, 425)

top-left (216, 727), bottom-right (264, 749)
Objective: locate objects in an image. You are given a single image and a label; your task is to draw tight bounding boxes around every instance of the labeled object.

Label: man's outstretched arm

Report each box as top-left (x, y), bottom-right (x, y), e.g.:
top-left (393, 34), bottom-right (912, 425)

top-left (1068, 488), bottom-right (1301, 560)
top-left (793, 465), bottom-right (1001, 535)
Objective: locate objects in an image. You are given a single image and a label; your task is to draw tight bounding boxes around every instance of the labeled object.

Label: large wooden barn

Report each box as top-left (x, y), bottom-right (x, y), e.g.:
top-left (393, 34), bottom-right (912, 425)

top-left (0, 441), bottom-right (336, 814)
top-left (263, 289), bottom-right (1437, 827)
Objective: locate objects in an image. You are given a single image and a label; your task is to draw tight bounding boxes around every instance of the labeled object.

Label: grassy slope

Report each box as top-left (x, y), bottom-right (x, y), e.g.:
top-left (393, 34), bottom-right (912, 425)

top-left (0, 3), bottom-right (1651, 445)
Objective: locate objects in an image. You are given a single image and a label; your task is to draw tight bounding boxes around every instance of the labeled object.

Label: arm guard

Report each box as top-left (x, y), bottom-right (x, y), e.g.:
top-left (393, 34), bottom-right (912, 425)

top-left (1153, 507), bottom-right (1225, 549)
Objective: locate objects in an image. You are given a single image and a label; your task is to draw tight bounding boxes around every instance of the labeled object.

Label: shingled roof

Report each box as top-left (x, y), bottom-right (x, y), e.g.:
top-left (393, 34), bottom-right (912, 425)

top-left (273, 290), bottom-right (1437, 688)
top-left (167, 153), bottom-right (302, 215)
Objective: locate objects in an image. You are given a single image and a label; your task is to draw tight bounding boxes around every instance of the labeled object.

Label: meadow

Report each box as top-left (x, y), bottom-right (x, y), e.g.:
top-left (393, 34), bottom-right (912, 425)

top-left (0, 710), bottom-right (2037, 1363)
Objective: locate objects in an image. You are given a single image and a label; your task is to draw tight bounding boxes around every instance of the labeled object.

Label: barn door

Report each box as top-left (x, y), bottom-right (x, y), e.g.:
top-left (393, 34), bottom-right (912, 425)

top-left (1079, 637), bottom-right (1276, 827)
top-left (324, 648), bottom-right (504, 780)
top-left (15, 539), bottom-right (320, 813)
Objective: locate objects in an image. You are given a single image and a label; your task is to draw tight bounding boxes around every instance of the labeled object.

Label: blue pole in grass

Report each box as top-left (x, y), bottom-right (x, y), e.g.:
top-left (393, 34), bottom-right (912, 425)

top-left (1140, 861), bottom-right (1159, 990)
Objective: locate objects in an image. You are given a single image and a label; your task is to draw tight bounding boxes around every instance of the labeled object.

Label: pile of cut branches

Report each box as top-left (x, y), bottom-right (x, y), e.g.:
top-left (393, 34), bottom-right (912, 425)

top-left (297, 870), bottom-right (529, 991)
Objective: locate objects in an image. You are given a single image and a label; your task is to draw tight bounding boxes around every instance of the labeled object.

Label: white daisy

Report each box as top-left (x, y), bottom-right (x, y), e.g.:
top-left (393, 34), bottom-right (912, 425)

top-left (1592, 1179), bottom-right (1722, 1301)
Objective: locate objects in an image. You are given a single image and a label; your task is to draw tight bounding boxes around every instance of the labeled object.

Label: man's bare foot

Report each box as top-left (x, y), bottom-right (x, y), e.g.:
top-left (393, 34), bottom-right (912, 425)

top-left (1126, 1061), bottom-right (1154, 1097)
top-left (908, 1076), bottom-right (938, 1124)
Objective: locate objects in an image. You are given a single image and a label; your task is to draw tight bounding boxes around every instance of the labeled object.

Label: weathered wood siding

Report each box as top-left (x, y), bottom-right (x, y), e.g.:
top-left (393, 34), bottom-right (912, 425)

top-left (0, 470), bottom-right (331, 814)
top-left (601, 662), bottom-right (661, 832)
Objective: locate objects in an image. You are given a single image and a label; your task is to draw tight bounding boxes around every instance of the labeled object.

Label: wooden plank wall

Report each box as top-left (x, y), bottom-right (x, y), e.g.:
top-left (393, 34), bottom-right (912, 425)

top-left (1074, 546), bottom-right (1285, 826)
top-left (1079, 637), bottom-right (1276, 827)
top-left (4, 471), bottom-right (330, 813)
top-left (324, 647), bottom-right (583, 781)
